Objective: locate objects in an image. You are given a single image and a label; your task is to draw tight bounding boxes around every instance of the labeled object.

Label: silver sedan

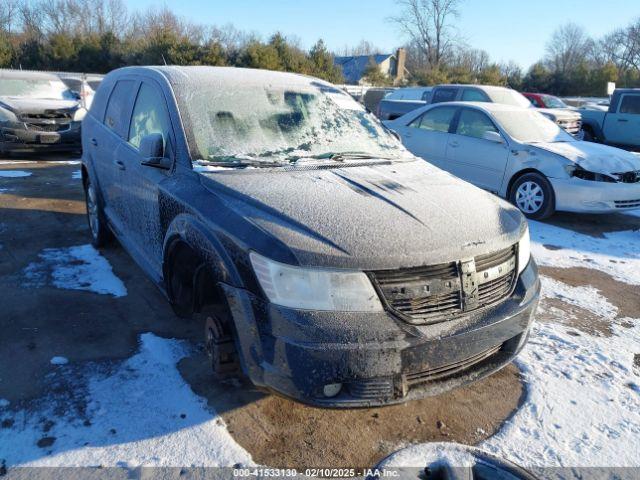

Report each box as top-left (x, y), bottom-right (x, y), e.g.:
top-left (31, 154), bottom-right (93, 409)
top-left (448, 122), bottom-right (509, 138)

top-left (385, 102), bottom-right (640, 219)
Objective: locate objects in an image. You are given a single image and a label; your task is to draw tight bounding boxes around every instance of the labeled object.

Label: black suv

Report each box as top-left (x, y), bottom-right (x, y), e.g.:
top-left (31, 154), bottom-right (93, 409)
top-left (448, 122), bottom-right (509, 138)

top-left (81, 66), bottom-right (540, 407)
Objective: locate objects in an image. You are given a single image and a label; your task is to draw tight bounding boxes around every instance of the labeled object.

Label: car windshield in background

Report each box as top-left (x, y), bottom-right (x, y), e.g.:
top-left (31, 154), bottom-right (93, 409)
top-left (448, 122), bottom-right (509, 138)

top-left (493, 110), bottom-right (575, 143)
top-left (0, 78), bottom-right (77, 100)
top-left (541, 95), bottom-right (568, 108)
top-left (488, 89), bottom-right (532, 109)
top-left (176, 83), bottom-right (407, 165)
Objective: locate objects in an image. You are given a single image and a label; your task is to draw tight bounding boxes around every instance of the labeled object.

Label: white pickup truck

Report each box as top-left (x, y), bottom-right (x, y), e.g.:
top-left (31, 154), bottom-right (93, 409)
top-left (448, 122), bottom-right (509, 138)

top-left (581, 89), bottom-right (640, 149)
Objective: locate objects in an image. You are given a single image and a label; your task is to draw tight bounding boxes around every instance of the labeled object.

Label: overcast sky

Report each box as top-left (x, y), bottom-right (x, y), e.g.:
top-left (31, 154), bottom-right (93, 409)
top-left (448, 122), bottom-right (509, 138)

top-left (128, 0), bottom-right (638, 69)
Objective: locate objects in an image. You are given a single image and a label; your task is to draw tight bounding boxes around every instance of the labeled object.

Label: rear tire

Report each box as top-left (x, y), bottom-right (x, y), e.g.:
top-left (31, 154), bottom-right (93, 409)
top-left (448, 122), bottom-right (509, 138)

top-left (84, 179), bottom-right (112, 247)
top-left (509, 172), bottom-right (555, 220)
top-left (582, 128), bottom-right (594, 142)
top-left (199, 306), bottom-right (240, 380)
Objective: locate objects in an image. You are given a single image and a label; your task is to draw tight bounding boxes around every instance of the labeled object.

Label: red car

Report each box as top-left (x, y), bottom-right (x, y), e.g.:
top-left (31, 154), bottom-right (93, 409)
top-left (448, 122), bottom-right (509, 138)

top-left (522, 92), bottom-right (571, 109)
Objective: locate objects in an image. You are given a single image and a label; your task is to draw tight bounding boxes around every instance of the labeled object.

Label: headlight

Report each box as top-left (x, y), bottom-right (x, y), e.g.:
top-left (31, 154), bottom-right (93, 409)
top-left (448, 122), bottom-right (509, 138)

top-left (73, 108), bottom-right (87, 122)
top-left (0, 107), bottom-right (18, 123)
top-left (250, 251), bottom-right (384, 312)
top-left (568, 165), bottom-right (616, 182)
top-left (517, 225), bottom-right (531, 275)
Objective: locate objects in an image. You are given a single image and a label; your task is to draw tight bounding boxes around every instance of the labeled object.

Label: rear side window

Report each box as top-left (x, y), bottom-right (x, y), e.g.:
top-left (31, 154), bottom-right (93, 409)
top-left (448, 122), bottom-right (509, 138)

top-left (128, 83), bottom-right (172, 150)
top-left (456, 109), bottom-right (499, 139)
top-left (409, 107), bottom-right (456, 133)
top-left (461, 88), bottom-right (490, 102)
top-left (104, 79), bottom-right (135, 137)
top-left (431, 88), bottom-right (457, 104)
top-left (619, 95), bottom-right (640, 114)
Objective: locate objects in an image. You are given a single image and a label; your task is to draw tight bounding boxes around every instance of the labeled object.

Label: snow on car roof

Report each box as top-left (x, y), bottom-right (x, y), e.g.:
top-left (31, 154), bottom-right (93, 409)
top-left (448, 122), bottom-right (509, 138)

top-left (149, 65), bottom-right (336, 90)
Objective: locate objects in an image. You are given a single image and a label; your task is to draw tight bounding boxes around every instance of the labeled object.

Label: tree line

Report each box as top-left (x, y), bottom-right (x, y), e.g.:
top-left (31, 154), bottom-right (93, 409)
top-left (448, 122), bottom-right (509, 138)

top-left (0, 0), bottom-right (344, 83)
top-left (1, 0), bottom-right (639, 96)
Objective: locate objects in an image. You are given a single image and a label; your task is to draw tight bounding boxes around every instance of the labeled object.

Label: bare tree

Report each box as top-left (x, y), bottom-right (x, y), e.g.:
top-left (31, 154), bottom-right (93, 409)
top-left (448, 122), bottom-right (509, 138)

top-left (390, 0), bottom-right (462, 69)
top-left (0, 0), bottom-right (20, 34)
top-left (340, 39), bottom-right (382, 57)
top-left (544, 23), bottom-right (593, 74)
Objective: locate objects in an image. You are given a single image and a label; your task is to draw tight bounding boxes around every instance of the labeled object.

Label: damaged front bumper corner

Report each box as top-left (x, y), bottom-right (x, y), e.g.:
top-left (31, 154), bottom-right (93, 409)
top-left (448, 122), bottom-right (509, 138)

top-left (221, 260), bottom-right (540, 408)
top-left (551, 176), bottom-right (640, 212)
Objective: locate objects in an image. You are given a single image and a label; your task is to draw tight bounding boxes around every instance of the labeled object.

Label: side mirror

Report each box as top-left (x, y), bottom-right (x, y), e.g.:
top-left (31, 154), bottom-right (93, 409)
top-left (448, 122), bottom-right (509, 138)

top-left (482, 130), bottom-right (505, 144)
top-left (140, 133), bottom-right (171, 170)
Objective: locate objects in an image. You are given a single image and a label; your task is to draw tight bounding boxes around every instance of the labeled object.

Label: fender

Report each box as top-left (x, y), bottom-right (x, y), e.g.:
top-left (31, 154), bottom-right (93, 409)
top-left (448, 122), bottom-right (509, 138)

top-left (163, 212), bottom-right (243, 288)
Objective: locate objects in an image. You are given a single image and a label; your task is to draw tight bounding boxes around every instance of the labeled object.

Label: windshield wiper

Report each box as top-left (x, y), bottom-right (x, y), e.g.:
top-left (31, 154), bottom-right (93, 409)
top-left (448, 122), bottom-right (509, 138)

top-left (198, 155), bottom-right (285, 168)
top-left (289, 151), bottom-right (393, 163)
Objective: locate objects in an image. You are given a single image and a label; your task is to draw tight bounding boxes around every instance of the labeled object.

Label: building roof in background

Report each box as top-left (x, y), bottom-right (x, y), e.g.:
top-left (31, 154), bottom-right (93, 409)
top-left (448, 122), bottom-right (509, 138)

top-left (334, 54), bottom-right (393, 84)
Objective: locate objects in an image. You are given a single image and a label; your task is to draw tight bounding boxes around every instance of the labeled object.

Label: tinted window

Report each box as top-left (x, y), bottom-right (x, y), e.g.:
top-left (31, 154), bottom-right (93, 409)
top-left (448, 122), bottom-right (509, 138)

top-left (619, 95), bottom-right (640, 114)
top-left (409, 107), bottom-right (456, 133)
top-left (461, 89), bottom-right (489, 102)
top-left (529, 97), bottom-right (541, 108)
top-left (432, 88), bottom-right (457, 104)
top-left (104, 80), bottom-right (135, 137)
top-left (128, 83), bottom-right (172, 149)
top-left (456, 109), bottom-right (499, 139)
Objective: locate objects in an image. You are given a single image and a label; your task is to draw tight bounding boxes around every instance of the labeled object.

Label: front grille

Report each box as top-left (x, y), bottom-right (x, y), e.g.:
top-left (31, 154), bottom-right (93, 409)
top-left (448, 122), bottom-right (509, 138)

top-left (371, 245), bottom-right (517, 324)
top-left (404, 344), bottom-right (502, 386)
top-left (25, 122), bottom-right (70, 132)
top-left (615, 199), bottom-right (640, 208)
top-left (20, 111), bottom-right (72, 121)
top-left (557, 118), bottom-right (582, 136)
top-left (347, 378), bottom-right (394, 399)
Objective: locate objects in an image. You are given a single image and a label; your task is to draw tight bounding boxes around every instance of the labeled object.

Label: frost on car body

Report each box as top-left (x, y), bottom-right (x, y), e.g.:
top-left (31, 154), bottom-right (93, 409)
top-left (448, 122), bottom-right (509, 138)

top-left (81, 66), bottom-right (539, 407)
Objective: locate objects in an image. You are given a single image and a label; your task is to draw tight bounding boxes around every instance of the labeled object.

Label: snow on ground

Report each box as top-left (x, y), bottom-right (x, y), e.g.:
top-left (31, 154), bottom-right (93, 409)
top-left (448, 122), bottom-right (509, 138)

top-left (0, 334), bottom-right (252, 467)
top-left (23, 244), bottom-right (127, 297)
top-left (530, 219), bottom-right (640, 285)
top-left (0, 170), bottom-right (32, 178)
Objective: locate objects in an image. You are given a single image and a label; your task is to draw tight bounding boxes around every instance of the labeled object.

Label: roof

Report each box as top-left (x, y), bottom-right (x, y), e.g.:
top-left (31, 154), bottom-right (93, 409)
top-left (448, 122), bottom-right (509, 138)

top-left (106, 66), bottom-right (335, 91)
top-left (333, 54), bottom-right (393, 84)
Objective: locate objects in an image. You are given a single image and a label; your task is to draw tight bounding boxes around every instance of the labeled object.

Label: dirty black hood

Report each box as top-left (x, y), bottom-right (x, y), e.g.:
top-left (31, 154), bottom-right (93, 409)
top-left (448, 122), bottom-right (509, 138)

top-left (197, 160), bottom-right (525, 270)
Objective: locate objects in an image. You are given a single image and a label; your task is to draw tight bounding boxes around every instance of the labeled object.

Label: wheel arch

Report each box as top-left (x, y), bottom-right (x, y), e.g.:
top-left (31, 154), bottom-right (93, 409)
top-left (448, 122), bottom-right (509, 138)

top-left (506, 168), bottom-right (549, 199)
top-left (162, 214), bottom-right (243, 318)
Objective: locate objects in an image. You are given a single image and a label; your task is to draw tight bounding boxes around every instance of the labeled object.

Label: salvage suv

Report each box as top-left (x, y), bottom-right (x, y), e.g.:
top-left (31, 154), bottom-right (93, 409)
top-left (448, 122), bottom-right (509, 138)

top-left (0, 70), bottom-right (84, 154)
top-left (81, 66), bottom-right (539, 407)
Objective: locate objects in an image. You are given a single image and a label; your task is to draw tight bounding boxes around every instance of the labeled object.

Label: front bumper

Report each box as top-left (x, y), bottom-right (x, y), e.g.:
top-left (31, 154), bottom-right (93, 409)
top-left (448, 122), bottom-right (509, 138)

top-left (550, 177), bottom-right (640, 213)
top-left (0, 121), bottom-right (81, 153)
top-left (223, 260), bottom-right (540, 408)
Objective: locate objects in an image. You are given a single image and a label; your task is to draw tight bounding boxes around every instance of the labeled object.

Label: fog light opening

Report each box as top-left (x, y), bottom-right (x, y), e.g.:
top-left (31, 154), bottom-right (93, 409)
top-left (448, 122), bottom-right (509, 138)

top-left (323, 383), bottom-right (342, 398)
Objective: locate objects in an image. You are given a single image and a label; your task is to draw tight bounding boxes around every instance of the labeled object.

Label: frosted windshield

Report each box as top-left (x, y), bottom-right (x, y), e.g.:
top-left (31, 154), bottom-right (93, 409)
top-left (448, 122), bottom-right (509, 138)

top-left (488, 89), bottom-right (533, 109)
top-left (0, 79), bottom-right (76, 100)
top-left (175, 83), bottom-right (406, 163)
top-left (493, 110), bottom-right (575, 143)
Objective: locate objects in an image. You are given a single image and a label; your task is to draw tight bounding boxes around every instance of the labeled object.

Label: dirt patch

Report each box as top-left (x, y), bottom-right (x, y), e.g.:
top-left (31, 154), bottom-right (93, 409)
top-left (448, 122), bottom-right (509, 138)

top-left (180, 352), bottom-right (524, 469)
top-left (540, 266), bottom-right (640, 321)
top-left (537, 297), bottom-right (612, 336)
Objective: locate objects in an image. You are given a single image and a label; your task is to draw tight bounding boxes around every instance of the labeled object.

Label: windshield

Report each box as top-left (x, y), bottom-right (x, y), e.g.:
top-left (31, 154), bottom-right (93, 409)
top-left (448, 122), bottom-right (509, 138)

top-left (488, 89), bottom-right (532, 109)
top-left (0, 78), bottom-right (77, 100)
top-left (175, 81), bottom-right (408, 165)
top-left (541, 95), bottom-right (568, 109)
top-left (493, 109), bottom-right (575, 143)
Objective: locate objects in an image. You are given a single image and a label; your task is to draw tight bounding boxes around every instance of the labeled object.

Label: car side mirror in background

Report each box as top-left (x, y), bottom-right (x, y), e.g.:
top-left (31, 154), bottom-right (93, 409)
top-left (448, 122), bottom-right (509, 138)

top-left (482, 131), bottom-right (505, 144)
top-left (140, 133), bottom-right (171, 170)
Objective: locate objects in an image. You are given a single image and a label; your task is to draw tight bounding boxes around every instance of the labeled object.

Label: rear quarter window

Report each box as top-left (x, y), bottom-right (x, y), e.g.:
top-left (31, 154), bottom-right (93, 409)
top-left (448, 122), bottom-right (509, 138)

top-left (619, 95), bottom-right (640, 114)
top-left (103, 79), bottom-right (136, 138)
top-left (432, 88), bottom-right (457, 104)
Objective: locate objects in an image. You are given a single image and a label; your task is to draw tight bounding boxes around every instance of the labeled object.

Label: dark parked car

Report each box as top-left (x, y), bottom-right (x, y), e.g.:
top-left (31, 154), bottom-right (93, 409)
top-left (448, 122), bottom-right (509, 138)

top-left (82, 66), bottom-right (539, 407)
top-left (0, 70), bottom-right (84, 154)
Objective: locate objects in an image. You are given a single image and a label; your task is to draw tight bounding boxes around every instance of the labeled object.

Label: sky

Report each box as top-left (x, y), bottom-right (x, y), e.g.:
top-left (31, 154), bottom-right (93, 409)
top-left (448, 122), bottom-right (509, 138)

top-left (126, 0), bottom-right (638, 69)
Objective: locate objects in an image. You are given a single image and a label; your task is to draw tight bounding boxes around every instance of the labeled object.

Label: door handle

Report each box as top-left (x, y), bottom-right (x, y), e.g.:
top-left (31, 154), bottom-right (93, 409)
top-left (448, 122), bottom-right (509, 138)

top-left (114, 159), bottom-right (126, 170)
top-left (90, 138), bottom-right (98, 146)
top-left (618, 119), bottom-right (629, 122)
top-left (449, 141), bottom-right (459, 148)
top-left (404, 132), bottom-right (412, 138)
